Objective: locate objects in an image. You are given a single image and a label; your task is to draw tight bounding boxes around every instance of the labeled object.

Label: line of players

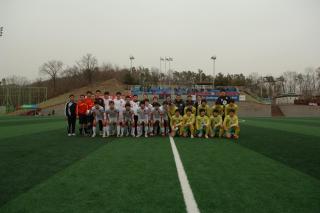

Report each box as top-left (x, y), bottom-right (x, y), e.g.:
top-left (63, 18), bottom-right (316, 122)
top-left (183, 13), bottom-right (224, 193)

top-left (66, 90), bottom-right (240, 139)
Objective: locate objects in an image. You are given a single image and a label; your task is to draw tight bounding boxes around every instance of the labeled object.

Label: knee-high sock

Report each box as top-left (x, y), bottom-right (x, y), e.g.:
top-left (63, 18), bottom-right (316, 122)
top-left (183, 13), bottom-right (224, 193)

top-left (149, 124), bottom-right (153, 134)
top-left (117, 125), bottom-right (120, 135)
top-left (137, 125), bottom-right (141, 135)
top-left (103, 126), bottom-right (107, 135)
top-left (92, 126), bottom-right (96, 134)
top-left (144, 125), bottom-right (148, 135)
top-left (106, 126), bottom-right (110, 136)
top-left (131, 125), bottom-right (135, 135)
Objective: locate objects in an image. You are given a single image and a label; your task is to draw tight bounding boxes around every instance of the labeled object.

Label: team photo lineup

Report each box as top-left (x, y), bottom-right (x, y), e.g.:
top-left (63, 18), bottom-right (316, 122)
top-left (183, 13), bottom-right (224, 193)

top-left (65, 89), bottom-right (240, 140)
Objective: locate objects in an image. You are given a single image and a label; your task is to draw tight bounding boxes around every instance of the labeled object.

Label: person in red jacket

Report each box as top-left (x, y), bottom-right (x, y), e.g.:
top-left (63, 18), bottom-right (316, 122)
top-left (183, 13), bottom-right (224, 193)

top-left (85, 91), bottom-right (95, 135)
top-left (77, 94), bottom-right (89, 135)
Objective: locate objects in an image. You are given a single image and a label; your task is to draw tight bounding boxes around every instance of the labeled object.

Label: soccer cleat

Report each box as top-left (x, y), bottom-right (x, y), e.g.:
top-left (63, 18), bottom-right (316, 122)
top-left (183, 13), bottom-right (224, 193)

top-left (92, 133), bottom-right (96, 138)
top-left (205, 135), bottom-right (209, 139)
top-left (72, 133), bottom-right (76, 136)
top-left (145, 134), bottom-right (148, 138)
top-left (68, 133), bottom-right (72, 137)
top-left (191, 135), bottom-right (194, 139)
top-left (136, 134), bottom-right (142, 138)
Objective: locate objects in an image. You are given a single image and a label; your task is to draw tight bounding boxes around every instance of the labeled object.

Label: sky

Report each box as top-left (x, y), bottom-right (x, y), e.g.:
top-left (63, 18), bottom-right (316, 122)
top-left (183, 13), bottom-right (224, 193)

top-left (0, 0), bottom-right (319, 80)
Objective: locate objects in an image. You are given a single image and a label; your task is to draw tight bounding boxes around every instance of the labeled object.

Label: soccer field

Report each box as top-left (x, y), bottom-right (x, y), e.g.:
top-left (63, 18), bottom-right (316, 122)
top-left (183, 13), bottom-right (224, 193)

top-left (0, 116), bottom-right (319, 213)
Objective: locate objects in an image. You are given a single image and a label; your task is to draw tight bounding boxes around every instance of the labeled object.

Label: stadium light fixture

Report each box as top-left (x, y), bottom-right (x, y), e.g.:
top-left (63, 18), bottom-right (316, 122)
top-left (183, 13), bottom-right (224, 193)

top-left (210, 56), bottom-right (217, 88)
top-left (129, 56), bottom-right (135, 73)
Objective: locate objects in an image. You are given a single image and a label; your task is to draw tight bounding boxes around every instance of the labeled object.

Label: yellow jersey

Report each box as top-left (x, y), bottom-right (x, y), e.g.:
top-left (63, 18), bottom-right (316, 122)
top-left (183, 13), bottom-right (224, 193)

top-left (223, 115), bottom-right (239, 128)
top-left (225, 104), bottom-right (238, 115)
top-left (195, 115), bottom-right (210, 129)
top-left (170, 115), bottom-right (183, 127)
top-left (182, 114), bottom-right (195, 125)
top-left (210, 115), bottom-right (223, 127)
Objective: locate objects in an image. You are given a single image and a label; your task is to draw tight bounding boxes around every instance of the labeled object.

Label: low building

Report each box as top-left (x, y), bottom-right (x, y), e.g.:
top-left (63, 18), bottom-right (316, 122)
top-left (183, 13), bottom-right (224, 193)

top-left (275, 93), bottom-right (300, 105)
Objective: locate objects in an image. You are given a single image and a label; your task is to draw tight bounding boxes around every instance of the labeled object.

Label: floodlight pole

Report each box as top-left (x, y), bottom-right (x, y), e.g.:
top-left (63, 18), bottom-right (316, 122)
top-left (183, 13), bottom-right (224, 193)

top-left (129, 56), bottom-right (135, 73)
top-left (210, 56), bottom-right (216, 88)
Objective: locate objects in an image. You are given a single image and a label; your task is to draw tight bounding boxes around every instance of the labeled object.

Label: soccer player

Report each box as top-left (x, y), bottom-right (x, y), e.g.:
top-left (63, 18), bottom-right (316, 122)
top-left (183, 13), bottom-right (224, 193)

top-left (65, 94), bottom-right (77, 136)
top-left (168, 102), bottom-right (177, 120)
top-left (223, 109), bottom-right (240, 139)
top-left (103, 91), bottom-right (111, 110)
top-left (216, 88), bottom-right (231, 106)
top-left (195, 108), bottom-right (210, 138)
top-left (85, 93), bottom-right (95, 135)
top-left (122, 102), bottom-right (135, 137)
top-left (95, 90), bottom-right (105, 108)
top-left (150, 102), bottom-right (164, 136)
top-left (184, 101), bottom-right (196, 115)
top-left (114, 91), bottom-right (125, 110)
top-left (76, 94), bottom-right (88, 135)
top-left (225, 99), bottom-right (238, 116)
top-left (170, 109), bottom-right (183, 137)
top-left (194, 95), bottom-right (202, 115)
top-left (174, 94), bottom-right (185, 116)
top-left (210, 109), bottom-right (223, 138)
top-left (131, 94), bottom-right (140, 136)
top-left (136, 101), bottom-right (150, 138)
top-left (212, 101), bottom-right (224, 116)
top-left (185, 94), bottom-right (194, 106)
top-left (160, 101), bottom-right (170, 136)
top-left (182, 108), bottom-right (195, 138)
top-left (197, 99), bottom-right (211, 117)
top-left (91, 101), bottom-right (107, 138)
top-left (105, 101), bottom-right (120, 137)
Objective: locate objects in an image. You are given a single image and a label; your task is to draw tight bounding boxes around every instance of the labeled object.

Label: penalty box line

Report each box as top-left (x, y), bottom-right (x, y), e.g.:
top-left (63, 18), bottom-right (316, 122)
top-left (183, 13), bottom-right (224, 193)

top-left (169, 136), bottom-right (200, 213)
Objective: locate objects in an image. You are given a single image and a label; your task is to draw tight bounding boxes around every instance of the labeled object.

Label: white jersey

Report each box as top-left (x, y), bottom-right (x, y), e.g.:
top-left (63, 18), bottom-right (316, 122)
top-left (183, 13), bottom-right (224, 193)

top-left (106, 108), bottom-right (119, 122)
top-left (122, 109), bottom-right (134, 122)
top-left (114, 98), bottom-right (125, 111)
top-left (160, 106), bottom-right (169, 121)
top-left (131, 101), bottom-right (140, 115)
top-left (151, 108), bottom-right (163, 121)
top-left (103, 97), bottom-right (112, 110)
top-left (91, 106), bottom-right (105, 121)
top-left (137, 107), bottom-right (150, 121)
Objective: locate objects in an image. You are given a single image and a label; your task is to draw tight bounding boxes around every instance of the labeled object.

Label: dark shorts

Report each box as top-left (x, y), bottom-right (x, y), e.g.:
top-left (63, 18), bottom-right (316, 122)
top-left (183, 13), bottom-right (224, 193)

top-left (79, 114), bottom-right (87, 124)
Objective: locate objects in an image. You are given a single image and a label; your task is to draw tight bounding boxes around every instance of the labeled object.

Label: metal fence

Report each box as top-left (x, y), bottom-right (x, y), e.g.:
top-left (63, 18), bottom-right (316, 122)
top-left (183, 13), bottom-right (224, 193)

top-left (0, 86), bottom-right (47, 112)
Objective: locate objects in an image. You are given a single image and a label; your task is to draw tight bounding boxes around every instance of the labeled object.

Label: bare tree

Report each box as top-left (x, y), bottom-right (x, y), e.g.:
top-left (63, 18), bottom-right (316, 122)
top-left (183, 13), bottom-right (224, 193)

top-left (5, 75), bottom-right (30, 86)
top-left (77, 53), bottom-right (98, 84)
top-left (39, 60), bottom-right (64, 93)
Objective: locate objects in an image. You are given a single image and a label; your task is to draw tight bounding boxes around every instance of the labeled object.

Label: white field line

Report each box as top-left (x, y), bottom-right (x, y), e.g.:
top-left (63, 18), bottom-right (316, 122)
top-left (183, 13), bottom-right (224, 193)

top-left (169, 136), bottom-right (200, 213)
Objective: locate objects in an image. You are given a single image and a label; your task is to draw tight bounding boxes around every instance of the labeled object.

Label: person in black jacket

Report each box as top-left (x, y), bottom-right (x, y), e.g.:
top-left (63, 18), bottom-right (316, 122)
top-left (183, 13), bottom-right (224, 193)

top-left (174, 94), bottom-right (185, 116)
top-left (216, 88), bottom-right (231, 107)
top-left (65, 94), bottom-right (77, 136)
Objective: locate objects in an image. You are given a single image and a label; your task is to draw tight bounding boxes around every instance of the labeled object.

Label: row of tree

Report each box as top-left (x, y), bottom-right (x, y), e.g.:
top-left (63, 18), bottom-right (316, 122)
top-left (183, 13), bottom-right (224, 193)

top-left (2, 53), bottom-right (320, 99)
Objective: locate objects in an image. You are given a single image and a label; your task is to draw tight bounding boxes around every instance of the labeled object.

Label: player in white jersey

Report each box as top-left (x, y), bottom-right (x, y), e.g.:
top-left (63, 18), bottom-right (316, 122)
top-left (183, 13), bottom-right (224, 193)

top-left (103, 91), bottom-right (112, 110)
top-left (91, 102), bottom-right (107, 138)
top-left (150, 102), bottom-right (164, 136)
top-left (114, 92), bottom-right (125, 111)
top-left (121, 102), bottom-right (135, 137)
top-left (136, 101), bottom-right (150, 138)
top-left (131, 95), bottom-right (140, 136)
top-left (105, 101), bottom-right (120, 137)
top-left (160, 101), bottom-right (170, 135)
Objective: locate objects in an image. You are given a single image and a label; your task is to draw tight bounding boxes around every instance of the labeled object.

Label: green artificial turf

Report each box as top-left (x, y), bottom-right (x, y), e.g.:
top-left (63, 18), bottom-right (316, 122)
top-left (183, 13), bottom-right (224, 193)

top-left (0, 116), bottom-right (320, 213)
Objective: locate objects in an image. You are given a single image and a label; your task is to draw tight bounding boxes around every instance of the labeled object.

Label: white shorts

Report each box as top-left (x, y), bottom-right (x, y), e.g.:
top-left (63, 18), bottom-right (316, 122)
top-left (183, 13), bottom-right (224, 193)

top-left (137, 119), bottom-right (148, 124)
top-left (108, 118), bottom-right (118, 124)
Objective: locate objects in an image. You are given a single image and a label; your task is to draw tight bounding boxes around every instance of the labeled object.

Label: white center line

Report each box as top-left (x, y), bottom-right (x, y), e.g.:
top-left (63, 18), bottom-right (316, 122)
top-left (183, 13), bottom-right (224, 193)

top-left (169, 136), bottom-right (200, 213)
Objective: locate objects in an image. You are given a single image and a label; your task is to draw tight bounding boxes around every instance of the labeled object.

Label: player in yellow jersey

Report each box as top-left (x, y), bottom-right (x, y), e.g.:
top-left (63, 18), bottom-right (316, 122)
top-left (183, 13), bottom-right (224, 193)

top-left (210, 109), bottom-right (223, 138)
top-left (184, 102), bottom-right (196, 115)
top-left (195, 109), bottom-right (210, 138)
top-left (212, 101), bottom-right (224, 116)
top-left (182, 108), bottom-right (195, 138)
top-left (197, 99), bottom-right (211, 116)
top-left (168, 103), bottom-right (177, 120)
top-left (225, 99), bottom-right (238, 116)
top-left (170, 109), bottom-right (183, 137)
top-left (223, 109), bottom-right (240, 139)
